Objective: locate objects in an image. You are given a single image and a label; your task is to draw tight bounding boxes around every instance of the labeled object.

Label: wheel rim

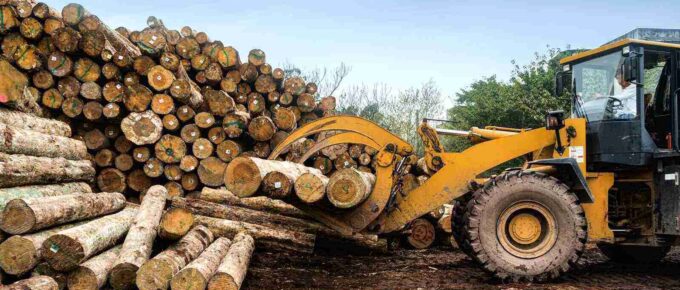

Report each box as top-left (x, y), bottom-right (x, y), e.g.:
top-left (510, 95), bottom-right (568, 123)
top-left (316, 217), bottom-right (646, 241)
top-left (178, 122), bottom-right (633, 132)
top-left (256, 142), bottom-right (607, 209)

top-left (497, 201), bottom-right (557, 259)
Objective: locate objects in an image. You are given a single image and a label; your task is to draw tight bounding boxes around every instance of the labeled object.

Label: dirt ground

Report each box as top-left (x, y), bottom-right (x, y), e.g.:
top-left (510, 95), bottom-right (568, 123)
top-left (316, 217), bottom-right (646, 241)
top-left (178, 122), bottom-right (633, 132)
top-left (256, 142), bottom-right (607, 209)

top-left (244, 243), bottom-right (680, 290)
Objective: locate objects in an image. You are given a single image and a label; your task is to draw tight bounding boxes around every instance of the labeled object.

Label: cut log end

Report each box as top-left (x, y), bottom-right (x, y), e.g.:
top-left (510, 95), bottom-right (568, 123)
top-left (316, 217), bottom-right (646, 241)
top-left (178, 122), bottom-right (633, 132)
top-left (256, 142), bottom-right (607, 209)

top-left (224, 157), bottom-right (262, 197)
top-left (170, 268), bottom-right (208, 290)
top-left (159, 207), bottom-right (194, 240)
top-left (326, 169), bottom-right (376, 209)
top-left (406, 218), bottom-right (436, 249)
top-left (42, 234), bottom-right (85, 271)
top-left (67, 267), bottom-right (98, 290)
top-left (294, 173), bottom-right (329, 204)
top-left (0, 235), bottom-right (38, 275)
top-left (207, 274), bottom-right (239, 290)
top-left (135, 259), bottom-right (174, 290)
top-left (0, 199), bottom-right (36, 234)
top-left (109, 263), bottom-right (138, 290)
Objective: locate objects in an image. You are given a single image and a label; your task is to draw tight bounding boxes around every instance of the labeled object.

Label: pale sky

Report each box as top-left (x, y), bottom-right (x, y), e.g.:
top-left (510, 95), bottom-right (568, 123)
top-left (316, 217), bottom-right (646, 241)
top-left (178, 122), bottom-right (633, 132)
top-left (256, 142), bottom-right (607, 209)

top-left (48, 0), bottom-right (680, 102)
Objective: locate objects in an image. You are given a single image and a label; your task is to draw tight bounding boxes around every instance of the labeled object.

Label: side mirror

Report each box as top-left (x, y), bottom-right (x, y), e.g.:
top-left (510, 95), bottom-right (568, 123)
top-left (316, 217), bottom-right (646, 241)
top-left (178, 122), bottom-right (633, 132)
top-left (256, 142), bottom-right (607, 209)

top-left (546, 110), bottom-right (565, 130)
top-left (546, 110), bottom-right (566, 155)
top-left (622, 54), bottom-right (640, 82)
top-left (554, 70), bottom-right (572, 96)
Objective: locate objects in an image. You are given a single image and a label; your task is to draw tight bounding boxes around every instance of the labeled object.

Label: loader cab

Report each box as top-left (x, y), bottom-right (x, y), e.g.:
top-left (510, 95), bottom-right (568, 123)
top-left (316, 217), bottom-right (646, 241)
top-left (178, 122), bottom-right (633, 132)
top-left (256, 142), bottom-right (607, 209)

top-left (558, 39), bottom-right (680, 171)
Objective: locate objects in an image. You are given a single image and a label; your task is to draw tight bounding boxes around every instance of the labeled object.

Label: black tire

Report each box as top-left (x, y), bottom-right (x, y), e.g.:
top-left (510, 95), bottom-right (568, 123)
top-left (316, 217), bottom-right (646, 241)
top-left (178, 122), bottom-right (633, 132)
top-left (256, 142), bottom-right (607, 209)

top-left (463, 171), bottom-right (587, 282)
top-left (452, 196), bottom-right (478, 262)
top-left (597, 243), bottom-right (671, 264)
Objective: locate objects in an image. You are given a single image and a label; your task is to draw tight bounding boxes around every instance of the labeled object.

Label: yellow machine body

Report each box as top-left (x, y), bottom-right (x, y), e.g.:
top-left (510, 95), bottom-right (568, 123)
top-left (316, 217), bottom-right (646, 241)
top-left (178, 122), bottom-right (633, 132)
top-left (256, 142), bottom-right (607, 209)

top-left (270, 115), bottom-right (615, 242)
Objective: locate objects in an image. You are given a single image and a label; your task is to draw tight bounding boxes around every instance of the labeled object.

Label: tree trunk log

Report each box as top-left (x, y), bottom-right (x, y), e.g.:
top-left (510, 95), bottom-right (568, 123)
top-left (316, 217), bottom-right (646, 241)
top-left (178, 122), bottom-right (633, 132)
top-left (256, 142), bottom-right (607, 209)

top-left (0, 182), bottom-right (91, 210)
top-left (135, 225), bottom-right (214, 290)
top-left (0, 59), bottom-right (42, 116)
top-left (158, 207), bottom-right (194, 240)
top-left (207, 232), bottom-right (254, 290)
top-left (246, 116), bottom-right (275, 142)
top-left (1, 192), bottom-right (126, 235)
top-left (171, 197), bottom-right (319, 234)
top-left (5, 275), bottom-right (58, 290)
top-left (189, 187), bottom-right (308, 219)
top-left (225, 157), bottom-right (323, 197)
top-left (197, 157), bottom-right (226, 187)
top-left (405, 218), bottom-right (435, 250)
top-left (0, 220), bottom-right (88, 275)
top-left (0, 123), bottom-right (88, 160)
top-left (109, 186), bottom-right (167, 290)
top-left (121, 110), bottom-right (162, 145)
top-left (31, 263), bottom-right (67, 290)
top-left (41, 205), bottom-right (138, 271)
top-left (0, 153), bottom-right (95, 188)
top-left (0, 108), bottom-right (70, 136)
top-left (174, 64), bottom-right (203, 109)
top-left (170, 237), bottom-right (232, 290)
top-left (67, 245), bottom-right (122, 290)
top-left (194, 215), bottom-right (315, 254)
top-left (294, 172), bottom-right (329, 204)
top-left (326, 168), bottom-right (375, 209)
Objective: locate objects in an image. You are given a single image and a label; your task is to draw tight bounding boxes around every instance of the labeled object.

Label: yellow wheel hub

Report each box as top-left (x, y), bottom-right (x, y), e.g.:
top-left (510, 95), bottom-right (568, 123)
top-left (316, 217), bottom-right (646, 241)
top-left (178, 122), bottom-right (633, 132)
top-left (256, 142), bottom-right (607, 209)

top-left (508, 213), bottom-right (542, 245)
top-left (497, 201), bottom-right (558, 259)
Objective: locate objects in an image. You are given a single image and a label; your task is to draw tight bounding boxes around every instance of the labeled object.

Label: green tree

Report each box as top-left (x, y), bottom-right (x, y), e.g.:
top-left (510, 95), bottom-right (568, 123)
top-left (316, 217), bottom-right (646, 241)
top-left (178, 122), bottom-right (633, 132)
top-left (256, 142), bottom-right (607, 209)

top-left (444, 47), bottom-right (586, 152)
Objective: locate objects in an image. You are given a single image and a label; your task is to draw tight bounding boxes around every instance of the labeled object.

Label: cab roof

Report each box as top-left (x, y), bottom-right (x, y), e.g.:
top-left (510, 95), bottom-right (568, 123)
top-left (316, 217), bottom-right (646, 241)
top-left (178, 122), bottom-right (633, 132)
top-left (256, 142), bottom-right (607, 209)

top-left (559, 38), bottom-right (680, 65)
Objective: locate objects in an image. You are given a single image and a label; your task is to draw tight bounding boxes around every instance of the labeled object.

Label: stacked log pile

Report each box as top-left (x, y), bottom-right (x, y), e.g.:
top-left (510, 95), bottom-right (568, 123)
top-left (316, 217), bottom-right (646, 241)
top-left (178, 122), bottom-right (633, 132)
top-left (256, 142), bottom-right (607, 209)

top-left (0, 188), bottom-right (259, 290)
top-left (0, 0), bottom-right (455, 287)
top-left (0, 0), bottom-right (354, 202)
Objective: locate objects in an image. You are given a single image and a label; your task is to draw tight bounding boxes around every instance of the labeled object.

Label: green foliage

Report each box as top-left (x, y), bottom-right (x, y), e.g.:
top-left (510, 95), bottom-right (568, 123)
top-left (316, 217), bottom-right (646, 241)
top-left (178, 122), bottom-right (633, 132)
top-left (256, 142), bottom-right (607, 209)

top-left (443, 47), bottom-right (586, 152)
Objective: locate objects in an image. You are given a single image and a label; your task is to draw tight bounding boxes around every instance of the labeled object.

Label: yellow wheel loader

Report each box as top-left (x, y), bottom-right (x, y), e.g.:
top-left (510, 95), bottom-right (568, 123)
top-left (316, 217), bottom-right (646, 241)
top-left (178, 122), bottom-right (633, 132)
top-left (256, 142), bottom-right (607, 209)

top-left (271, 35), bottom-right (680, 281)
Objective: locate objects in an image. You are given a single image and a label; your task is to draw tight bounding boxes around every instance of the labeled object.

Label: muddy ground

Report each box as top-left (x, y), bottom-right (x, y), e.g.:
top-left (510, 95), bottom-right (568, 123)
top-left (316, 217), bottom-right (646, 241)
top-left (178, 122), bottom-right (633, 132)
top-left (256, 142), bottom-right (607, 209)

top-left (244, 244), bottom-right (680, 290)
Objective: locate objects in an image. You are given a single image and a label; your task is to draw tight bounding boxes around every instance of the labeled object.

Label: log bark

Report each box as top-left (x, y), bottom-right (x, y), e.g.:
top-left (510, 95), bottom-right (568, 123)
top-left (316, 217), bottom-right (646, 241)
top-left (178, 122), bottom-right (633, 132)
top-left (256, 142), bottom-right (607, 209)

top-left (0, 220), bottom-right (88, 275)
top-left (171, 197), bottom-right (320, 234)
top-left (194, 215), bottom-right (315, 253)
top-left (174, 64), bottom-right (203, 109)
top-left (0, 108), bottom-right (70, 136)
top-left (0, 153), bottom-right (95, 188)
top-left (207, 232), bottom-right (254, 290)
top-left (135, 225), bottom-right (214, 290)
top-left (5, 276), bottom-right (58, 290)
top-left (109, 186), bottom-right (167, 290)
top-left (66, 245), bottom-right (122, 290)
top-left (170, 237), bottom-right (232, 290)
top-left (294, 172), bottom-right (329, 204)
top-left (0, 192), bottom-right (126, 235)
top-left (0, 123), bottom-right (86, 160)
top-left (0, 182), bottom-right (91, 210)
top-left (121, 110), bottom-right (162, 145)
top-left (158, 207), bottom-right (194, 240)
top-left (41, 205), bottom-right (138, 271)
top-left (326, 168), bottom-right (376, 209)
top-left (189, 187), bottom-right (308, 219)
top-left (225, 157), bottom-right (323, 197)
